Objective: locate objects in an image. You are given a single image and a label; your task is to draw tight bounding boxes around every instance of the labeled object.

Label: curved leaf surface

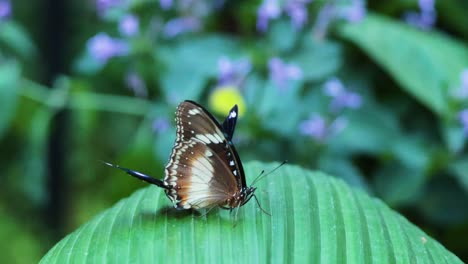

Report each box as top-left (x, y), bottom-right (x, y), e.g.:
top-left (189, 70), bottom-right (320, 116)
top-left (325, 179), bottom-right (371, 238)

top-left (41, 162), bottom-right (462, 263)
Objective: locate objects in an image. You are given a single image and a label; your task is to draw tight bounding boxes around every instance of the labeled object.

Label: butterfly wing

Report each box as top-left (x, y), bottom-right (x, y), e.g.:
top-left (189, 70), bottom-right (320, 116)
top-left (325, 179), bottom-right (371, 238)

top-left (164, 100), bottom-right (246, 209)
top-left (221, 104), bottom-right (238, 141)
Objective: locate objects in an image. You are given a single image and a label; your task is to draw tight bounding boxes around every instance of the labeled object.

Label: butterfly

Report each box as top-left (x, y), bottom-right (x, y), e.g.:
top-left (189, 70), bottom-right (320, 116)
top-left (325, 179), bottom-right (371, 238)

top-left (104, 100), bottom-right (266, 213)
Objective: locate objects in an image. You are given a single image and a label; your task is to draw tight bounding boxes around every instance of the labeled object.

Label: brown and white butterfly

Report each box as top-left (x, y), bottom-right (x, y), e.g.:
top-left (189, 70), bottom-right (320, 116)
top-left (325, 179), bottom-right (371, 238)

top-left (104, 100), bottom-right (261, 212)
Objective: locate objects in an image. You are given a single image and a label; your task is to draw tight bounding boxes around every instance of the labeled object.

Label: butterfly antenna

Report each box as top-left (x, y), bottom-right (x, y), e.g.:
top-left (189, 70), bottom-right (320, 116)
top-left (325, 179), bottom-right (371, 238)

top-left (101, 160), bottom-right (168, 189)
top-left (251, 160), bottom-right (287, 186)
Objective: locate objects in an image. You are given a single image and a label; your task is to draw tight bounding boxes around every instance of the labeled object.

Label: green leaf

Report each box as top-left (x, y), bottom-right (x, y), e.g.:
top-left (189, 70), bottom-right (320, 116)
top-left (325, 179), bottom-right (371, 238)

top-left (289, 38), bottom-right (343, 81)
top-left (0, 21), bottom-right (37, 59)
top-left (0, 60), bottom-right (20, 140)
top-left (248, 77), bottom-right (303, 136)
top-left (40, 162), bottom-right (462, 263)
top-left (450, 157), bottom-right (468, 193)
top-left (419, 177), bottom-right (468, 226)
top-left (441, 124), bottom-right (466, 154)
top-left (267, 19), bottom-right (299, 53)
top-left (0, 206), bottom-right (43, 264)
top-left (374, 162), bottom-right (425, 207)
top-left (337, 13), bottom-right (468, 116)
top-left (158, 35), bottom-right (243, 102)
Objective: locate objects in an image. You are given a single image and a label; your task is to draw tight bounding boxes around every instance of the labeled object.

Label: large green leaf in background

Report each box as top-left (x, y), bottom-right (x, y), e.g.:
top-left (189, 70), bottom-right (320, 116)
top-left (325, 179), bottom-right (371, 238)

top-left (337, 13), bottom-right (468, 117)
top-left (40, 162), bottom-right (461, 263)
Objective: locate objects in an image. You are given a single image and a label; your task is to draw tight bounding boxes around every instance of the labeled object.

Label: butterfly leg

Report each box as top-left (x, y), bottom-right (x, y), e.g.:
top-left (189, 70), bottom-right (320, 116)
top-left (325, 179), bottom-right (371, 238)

top-left (195, 207), bottom-right (217, 218)
top-left (232, 203), bottom-right (243, 227)
top-left (253, 195), bottom-right (271, 216)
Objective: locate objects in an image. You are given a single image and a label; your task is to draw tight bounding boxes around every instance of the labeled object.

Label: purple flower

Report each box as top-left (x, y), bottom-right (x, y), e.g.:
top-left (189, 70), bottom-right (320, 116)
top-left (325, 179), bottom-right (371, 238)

top-left (299, 114), bottom-right (347, 141)
top-left (159, 0), bottom-right (173, 10)
top-left (453, 69), bottom-right (468, 99)
top-left (312, 1), bottom-right (364, 39)
top-left (125, 72), bottom-right (147, 98)
top-left (419, 0), bottom-right (435, 12)
top-left (404, 11), bottom-right (436, 30)
top-left (459, 109), bottom-right (468, 136)
top-left (285, 0), bottom-right (311, 30)
top-left (152, 117), bottom-right (170, 134)
top-left (256, 0), bottom-right (281, 32)
top-left (268, 57), bottom-right (303, 89)
top-left (163, 17), bottom-right (202, 38)
top-left (119, 14), bottom-right (139, 37)
top-left (462, 69), bottom-right (468, 86)
top-left (87, 33), bottom-right (129, 64)
top-left (323, 78), bottom-right (345, 97)
top-left (96, 0), bottom-right (122, 16)
top-left (404, 0), bottom-right (436, 30)
top-left (217, 57), bottom-right (252, 85)
top-left (257, 0), bottom-right (312, 32)
top-left (323, 78), bottom-right (362, 112)
top-left (339, 0), bottom-right (366, 22)
top-left (299, 114), bottom-right (327, 140)
top-left (0, 0), bottom-right (11, 20)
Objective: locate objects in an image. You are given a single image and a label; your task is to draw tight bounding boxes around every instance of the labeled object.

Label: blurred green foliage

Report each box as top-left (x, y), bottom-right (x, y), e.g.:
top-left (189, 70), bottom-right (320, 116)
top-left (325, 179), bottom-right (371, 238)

top-left (1, 0), bottom-right (468, 263)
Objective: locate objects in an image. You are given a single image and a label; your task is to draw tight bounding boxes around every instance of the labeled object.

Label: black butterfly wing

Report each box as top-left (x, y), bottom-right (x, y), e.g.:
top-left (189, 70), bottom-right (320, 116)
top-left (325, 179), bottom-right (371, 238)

top-left (164, 100), bottom-right (246, 209)
top-left (221, 104), bottom-right (238, 141)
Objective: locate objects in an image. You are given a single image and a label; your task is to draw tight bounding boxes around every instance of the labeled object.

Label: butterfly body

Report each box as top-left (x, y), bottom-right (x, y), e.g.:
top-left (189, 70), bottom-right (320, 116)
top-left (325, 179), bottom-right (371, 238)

top-left (105, 100), bottom-right (256, 211)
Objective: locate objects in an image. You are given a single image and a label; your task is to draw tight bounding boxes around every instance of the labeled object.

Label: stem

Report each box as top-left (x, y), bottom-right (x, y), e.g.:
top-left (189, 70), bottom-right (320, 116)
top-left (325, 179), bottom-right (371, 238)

top-left (19, 79), bottom-right (152, 116)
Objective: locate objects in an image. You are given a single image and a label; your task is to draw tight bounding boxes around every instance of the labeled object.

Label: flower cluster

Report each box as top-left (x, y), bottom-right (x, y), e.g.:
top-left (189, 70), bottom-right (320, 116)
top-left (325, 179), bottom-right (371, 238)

top-left (217, 57), bottom-right (252, 86)
top-left (268, 57), bottom-right (303, 90)
top-left (125, 72), bottom-right (147, 98)
top-left (323, 78), bottom-right (362, 112)
top-left (96, 0), bottom-right (124, 17)
top-left (152, 117), bottom-right (170, 134)
top-left (159, 0), bottom-right (173, 10)
top-left (459, 109), bottom-right (468, 137)
top-left (119, 14), bottom-right (139, 37)
top-left (340, 0), bottom-right (366, 22)
top-left (299, 114), bottom-right (347, 141)
top-left (453, 69), bottom-right (468, 99)
top-left (0, 0), bottom-right (11, 20)
top-left (257, 0), bottom-right (312, 32)
top-left (312, 0), bottom-right (366, 39)
top-left (158, 0), bottom-right (216, 38)
top-left (452, 69), bottom-right (468, 138)
top-left (404, 0), bottom-right (436, 30)
top-left (299, 78), bottom-right (362, 141)
top-left (162, 17), bottom-right (202, 38)
top-left (87, 33), bottom-right (130, 64)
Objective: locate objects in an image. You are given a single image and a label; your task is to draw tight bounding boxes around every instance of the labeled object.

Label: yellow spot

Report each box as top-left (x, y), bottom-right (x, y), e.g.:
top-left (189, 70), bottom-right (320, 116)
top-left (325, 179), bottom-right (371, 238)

top-left (209, 86), bottom-right (246, 117)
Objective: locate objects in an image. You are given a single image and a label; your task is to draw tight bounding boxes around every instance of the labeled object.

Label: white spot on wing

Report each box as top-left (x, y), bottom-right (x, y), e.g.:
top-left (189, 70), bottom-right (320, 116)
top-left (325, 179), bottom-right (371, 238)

top-left (205, 134), bottom-right (219, 143)
top-left (188, 109), bottom-right (201, 115)
top-left (196, 134), bottom-right (210, 144)
top-left (230, 111), bottom-right (237, 118)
